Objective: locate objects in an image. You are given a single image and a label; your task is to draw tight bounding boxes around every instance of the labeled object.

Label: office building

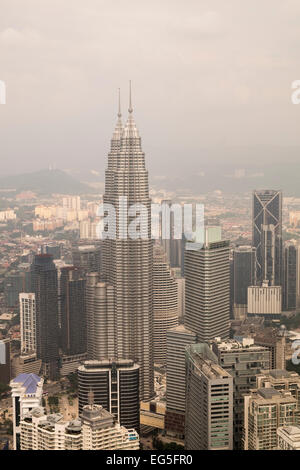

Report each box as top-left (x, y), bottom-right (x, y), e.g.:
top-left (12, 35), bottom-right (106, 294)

top-left (60, 266), bottom-right (86, 356)
top-left (247, 282), bottom-right (282, 318)
top-left (185, 227), bottom-right (230, 342)
top-left (171, 267), bottom-right (185, 320)
top-left (78, 359), bottom-right (140, 432)
top-left (283, 242), bottom-right (297, 311)
top-left (165, 325), bottom-right (196, 437)
top-left (72, 244), bottom-right (102, 274)
top-left (233, 246), bottom-right (256, 319)
top-left (101, 87), bottom-right (154, 400)
top-left (30, 254), bottom-right (59, 379)
top-left (212, 337), bottom-right (270, 449)
top-left (19, 293), bottom-right (36, 354)
top-left (153, 245), bottom-right (178, 364)
top-left (0, 338), bottom-right (11, 384)
top-left (185, 343), bottom-right (233, 450)
top-left (256, 369), bottom-right (300, 405)
top-left (252, 190), bottom-right (282, 286)
top-left (244, 388), bottom-right (298, 450)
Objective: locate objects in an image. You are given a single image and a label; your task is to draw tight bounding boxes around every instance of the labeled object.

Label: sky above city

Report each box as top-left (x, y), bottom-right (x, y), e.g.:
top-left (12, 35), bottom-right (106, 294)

top-left (1, 0), bottom-right (300, 186)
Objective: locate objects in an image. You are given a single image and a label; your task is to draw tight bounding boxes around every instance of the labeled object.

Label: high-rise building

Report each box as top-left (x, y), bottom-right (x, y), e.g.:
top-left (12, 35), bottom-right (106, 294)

top-left (20, 409), bottom-right (82, 450)
top-left (41, 243), bottom-right (62, 260)
top-left (283, 242), bottom-right (297, 311)
top-left (81, 401), bottom-right (139, 450)
top-left (78, 359), bottom-right (140, 432)
top-left (160, 200), bottom-right (183, 268)
top-left (60, 267), bottom-right (86, 356)
top-left (153, 245), bottom-right (178, 364)
top-left (10, 373), bottom-right (44, 450)
top-left (247, 282), bottom-right (282, 318)
top-left (63, 196), bottom-right (81, 212)
top-left (212, 337), bottom-right (270, 449)
top-left (165, 325), bottom-right (196, 438)
top-left (0, 338), bottom-right (11, 385)
top-left (171, 267), bottom-right (185, 320)
top-left (30, 254), bottom-right (59, 379)
top-left (4, 269), bottom-right (30, 309)
top-left (252, 190), bottom-right (282, 286)
top-left (256, 369), bottom-right (300, 405)
top-left (72, 244), bottom-right (102, 275)
top-left (101, 86), bottom-right (154, 400)
top-left (185, 343), bottom-right (233, 450)
top-left (243, 388), bottom-right (298, 450)
top-left (233, 246), bottom-right (256, 319)
top-left (19, 293), bottom-right (36, 354)
top-left (185, 227), bottom-right (230, 342)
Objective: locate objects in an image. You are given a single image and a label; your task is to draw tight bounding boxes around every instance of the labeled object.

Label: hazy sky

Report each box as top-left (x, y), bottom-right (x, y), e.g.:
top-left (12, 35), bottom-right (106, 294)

top-left (1, 0), bottom-right (300, 181)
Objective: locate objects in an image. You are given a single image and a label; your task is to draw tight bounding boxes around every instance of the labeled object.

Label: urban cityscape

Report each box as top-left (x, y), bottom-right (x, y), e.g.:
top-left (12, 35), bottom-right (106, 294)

top-left (1, 0), bottom-right (300, 458)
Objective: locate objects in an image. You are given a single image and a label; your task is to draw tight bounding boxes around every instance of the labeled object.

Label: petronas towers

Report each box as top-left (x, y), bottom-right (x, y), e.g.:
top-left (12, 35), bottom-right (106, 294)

top-left (87, 85), bottom-right (154, 400)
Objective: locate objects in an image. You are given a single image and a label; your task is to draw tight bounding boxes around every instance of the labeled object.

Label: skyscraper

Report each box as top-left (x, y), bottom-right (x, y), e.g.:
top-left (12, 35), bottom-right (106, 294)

top-left (283, 242), bottom-right (297, 311)
top-left (60, 267), bottom-right (86, 356)
top-left (30, 254), bottom-right (59, 379)
top-left (19, 293), bottom-right (36, 354)
top-left (78, 359), bottom-right (140, 432)
top-left (252, 190), bottom-right (282, 286)
top-left (165, 325), bottom-right (196, 438)
top-left (153, 245), bottom-right (178, 364)
top-left (101, 86), bottom-right (154, 400)
top-left (185, 227), bottom-right (230, 342)
top-left (233, 246), bottom-right (256, 319)
top-left (185, 343), bottom-right (233, 450)
top-left (212, 337), bottom-right (270, 449)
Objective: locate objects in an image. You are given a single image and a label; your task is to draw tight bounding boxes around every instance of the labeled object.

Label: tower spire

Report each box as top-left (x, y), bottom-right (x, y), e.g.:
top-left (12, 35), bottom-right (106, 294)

top-left (128, 80), bottom-right (133, 114)
top-left (118, 87), bottom-right (121, 118)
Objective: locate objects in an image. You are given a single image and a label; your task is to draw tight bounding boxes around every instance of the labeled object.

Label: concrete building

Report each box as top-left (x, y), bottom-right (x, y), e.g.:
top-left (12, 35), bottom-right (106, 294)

top-left (60, 266), bottom-right (86, 356)
top-left (30, 254), bottom-right (59, 379)
top-left (185, 227), bottom-right (230, 342)
top-left (277, 425), bottom-right (300, 450)
top-left (78, 359), bottom-right (140, 432)
top-left (244, 388), bottom-right (298, 450)
top-left (212, 337), bottom-right (270, 449)
top-left (72, 244), bottom-right (101, 275)
top-left (171, 267), bottom-right (185, 320)
top-left (20, 293), bottom-right (36, 354)
top-left (10, 373), bottom-right (44, 450)
top-left (256, 369), bottom-right (300, 406)
top-left (247, 282), bottom-right (282, 318)
top-left (252, 190), bottom-right (282, 286)
top-left (233, 246), bottom-right (256, 320)
top-left (283, 242), bottom-right (297, 311)
top-left (185, 343), bottom-right (233, 450)
top-left (165, 325), bottom-right (196, 438)
top-left (153, 245), bottom-right (178, 364)
top-left (0, 338), bottom-right (11, 385)
top-left (81, 401), bottom-right (139, 450)
top-left (20, 409), bottom-right (82, 450)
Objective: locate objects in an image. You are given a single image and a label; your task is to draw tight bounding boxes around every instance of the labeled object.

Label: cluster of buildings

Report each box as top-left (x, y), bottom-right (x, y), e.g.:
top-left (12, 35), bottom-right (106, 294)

top-left (2, 94), bottom-right (300, 452)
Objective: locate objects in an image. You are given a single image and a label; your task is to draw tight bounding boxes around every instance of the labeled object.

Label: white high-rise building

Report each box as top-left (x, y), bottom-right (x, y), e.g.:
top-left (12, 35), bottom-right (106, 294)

top-left (10, 373), bottom-right (44, 450)
top-left (248, 282), bottom-right (282, 318)
top-left (63, 196), bottom-right (81, 211)
top-left (19, 293), bottom-right (36, 354)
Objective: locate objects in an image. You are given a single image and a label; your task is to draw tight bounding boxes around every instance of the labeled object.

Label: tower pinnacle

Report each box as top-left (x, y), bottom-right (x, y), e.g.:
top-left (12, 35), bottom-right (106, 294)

top-left (128, 80), bottom-right (133, 114)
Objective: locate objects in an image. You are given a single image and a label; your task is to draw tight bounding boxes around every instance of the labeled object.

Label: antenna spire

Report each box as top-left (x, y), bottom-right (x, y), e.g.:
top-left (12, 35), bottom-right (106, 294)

top-left (118, 88), bottom-right (121, 118)
top-left (128, 80), bottom-right (133, 114)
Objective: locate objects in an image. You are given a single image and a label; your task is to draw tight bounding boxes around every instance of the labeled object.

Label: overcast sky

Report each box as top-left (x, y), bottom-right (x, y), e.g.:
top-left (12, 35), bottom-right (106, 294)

top-left (1, 0), bottom-right (300, 181)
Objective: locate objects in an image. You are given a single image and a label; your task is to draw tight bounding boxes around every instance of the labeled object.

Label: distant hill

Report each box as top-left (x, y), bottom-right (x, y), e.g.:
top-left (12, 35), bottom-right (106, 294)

top-left (0, 169), bottom-right (94, 195)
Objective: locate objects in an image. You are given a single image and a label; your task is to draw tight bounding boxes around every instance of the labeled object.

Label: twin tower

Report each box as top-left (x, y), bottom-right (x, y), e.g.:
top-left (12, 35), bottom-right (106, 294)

top-left (87, 85), bottom-right (154, 400)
